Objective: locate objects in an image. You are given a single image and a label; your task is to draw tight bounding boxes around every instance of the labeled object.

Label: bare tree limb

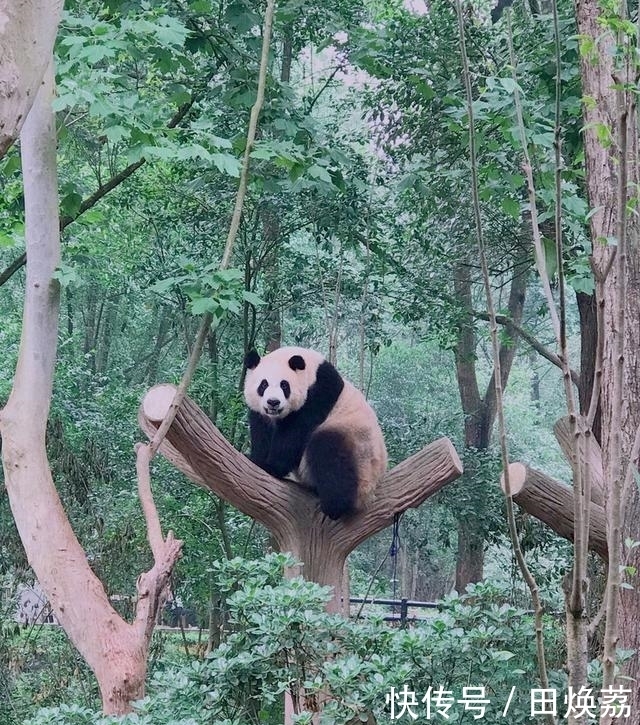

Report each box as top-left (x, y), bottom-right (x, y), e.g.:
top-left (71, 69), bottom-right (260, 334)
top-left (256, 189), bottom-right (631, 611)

top-left (474, 310), bottom-right (580, 385)
top-left (135, 443), bottom-right (166, 558)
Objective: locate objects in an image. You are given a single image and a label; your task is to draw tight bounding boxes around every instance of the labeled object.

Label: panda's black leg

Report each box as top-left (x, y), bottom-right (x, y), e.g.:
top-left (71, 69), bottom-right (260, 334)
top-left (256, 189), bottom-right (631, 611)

top-left (305, 430), bottom-right (359, 520)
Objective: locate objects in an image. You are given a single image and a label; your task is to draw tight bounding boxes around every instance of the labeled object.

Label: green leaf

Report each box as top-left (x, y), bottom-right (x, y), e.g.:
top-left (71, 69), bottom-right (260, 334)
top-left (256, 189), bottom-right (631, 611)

top-left (190, 297), bottom-right (216, 315)
top-left (1, 154), bottom-right (21, 175)
top-left (583, 121), bottom-right (613, 148)
top-left (153, 16), bottom-right (189, 47)
top-left (104, 125), bottom-right (129, 144)
top-left (498, 77), bottom-right (518, 94)
top-left (61, 192), bottom-right (83, 218)
top-left (243, 291), bottom-right (265, 307)
top-left (0, 232), bottom-right (16, 248)
top-left (211, 153), bottom-right (241, 177)
top-left (501, 197), bottom-right (520, 219)
top-left (77, 209), bottom-right (105, 225)
top-left (568, 274), bottom-right (595, 295)
top-left (307, 164), bottom-right (332, 184)
top-left (150, 277), bottom-right (180, 294)
top-left (398, 173), bottom-right (418, 193)
top-left (53, 264), bottom-right (82, 288)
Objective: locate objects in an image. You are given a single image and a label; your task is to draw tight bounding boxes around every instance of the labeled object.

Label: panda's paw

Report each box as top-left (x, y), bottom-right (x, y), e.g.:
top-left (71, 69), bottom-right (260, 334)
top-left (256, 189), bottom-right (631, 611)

top-left (320, 498), bottom-right (356, 521)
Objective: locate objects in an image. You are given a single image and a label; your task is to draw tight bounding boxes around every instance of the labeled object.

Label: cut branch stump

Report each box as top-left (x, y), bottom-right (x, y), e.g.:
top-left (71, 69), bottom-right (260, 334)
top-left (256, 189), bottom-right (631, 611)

top-left (500, 462), bottom-right (607, 560)
top-left (140, 384), bottom-right (463, 612)
top-left (553, 415), bottom-right (605, 507)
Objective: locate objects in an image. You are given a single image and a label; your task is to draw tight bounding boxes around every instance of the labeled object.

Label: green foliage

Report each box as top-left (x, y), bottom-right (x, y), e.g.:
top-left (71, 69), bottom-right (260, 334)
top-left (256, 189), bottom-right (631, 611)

top-left (23, 558), bottom-right (566, 725)
top-left (150, 262), bottom-right (263, 321)
top-left (0, 0), bottom-right (607, 718)
top-left (0, 598), bottom-right (99, 723)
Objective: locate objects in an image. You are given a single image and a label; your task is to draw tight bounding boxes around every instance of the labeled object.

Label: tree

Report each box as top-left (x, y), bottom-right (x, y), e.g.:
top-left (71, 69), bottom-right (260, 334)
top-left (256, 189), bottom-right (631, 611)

top-left (452, 250), bottom-right (527, 589)
top-left (140, 383), bottom-right (462, 723)
top-left (572, 0), bottom-right (640, 715)
top-left (0, 0), bottom-right (63, 157)
top-left (0, 0), bottom-right (278, 713)
top-left (0, 58), bottom-right (182, 716)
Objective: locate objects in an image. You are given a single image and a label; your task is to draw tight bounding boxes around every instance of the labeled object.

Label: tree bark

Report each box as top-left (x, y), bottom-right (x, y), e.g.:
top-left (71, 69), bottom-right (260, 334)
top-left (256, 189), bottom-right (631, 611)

top-left (0, 0), bottom-right (63, 157)
top-left (0, 62), bottom-right (181, 716)
top-left (553, 416), bottom-right (604, 507)
top-left (576, 291), bottom-right (601, 443)
top-left (500, 463), bottom-right (607, 560)
top-left (574, 0), bottom-right (640, 713)
top-left (140, 384), bottom-right (464, 613)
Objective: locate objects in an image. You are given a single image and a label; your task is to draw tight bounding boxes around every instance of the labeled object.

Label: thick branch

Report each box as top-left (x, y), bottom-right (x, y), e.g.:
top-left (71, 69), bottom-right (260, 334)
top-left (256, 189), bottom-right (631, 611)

top-left (500, 462), bottom-right (607, 560)
top-left (553, 415), bottom-right (604, 507)
top-left (454, 263), bottom-right (482, 418)
top-left (0, 251), bottom-right (28, 287)
top-left (133, 532), bottom-right (183, 643)
top-left (136, 443), bottom-right (166, 557)
top-left (483, 255), bottom-right (527, 423)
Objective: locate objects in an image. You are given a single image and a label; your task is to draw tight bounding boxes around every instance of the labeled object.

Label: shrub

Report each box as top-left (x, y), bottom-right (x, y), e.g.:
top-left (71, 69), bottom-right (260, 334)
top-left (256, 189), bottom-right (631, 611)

top-left (24, 555), bottom-right (566, 724)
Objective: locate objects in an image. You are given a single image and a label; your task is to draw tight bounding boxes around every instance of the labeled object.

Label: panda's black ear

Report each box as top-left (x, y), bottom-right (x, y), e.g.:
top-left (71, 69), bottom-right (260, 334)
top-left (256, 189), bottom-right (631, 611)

top-left (244, 350), bottom-right (261, 370)
top-left (288, 355), bottom-right (306, 371)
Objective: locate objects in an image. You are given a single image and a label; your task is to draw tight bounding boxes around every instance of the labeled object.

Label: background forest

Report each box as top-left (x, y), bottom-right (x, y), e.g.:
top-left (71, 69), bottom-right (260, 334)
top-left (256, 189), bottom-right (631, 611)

top-left (0, 0), bottom-right (635, 722)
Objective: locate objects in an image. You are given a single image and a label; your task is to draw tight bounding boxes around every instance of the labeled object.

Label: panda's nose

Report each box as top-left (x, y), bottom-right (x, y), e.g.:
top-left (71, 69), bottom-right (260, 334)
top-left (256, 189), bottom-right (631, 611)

top-left (266, 398), bottom-right (280, 408)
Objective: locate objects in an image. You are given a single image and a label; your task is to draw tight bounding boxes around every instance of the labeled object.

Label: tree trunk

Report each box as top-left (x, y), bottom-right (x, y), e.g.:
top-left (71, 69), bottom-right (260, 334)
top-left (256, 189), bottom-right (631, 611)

top-left (261, 204), bottom-right (282, 352)
top-left (0, 61), bottom-right (180, 716)
top-left (0, 0), bottom-right (63, 157)
top-left (574, 0), bottom-right (640, 714)
top-left (281, 36), bottom-right (293, 84)
top-left (455, 524), bottom-right (484, 591)
top-left (576, 291), bottom-right (601, 443)
top-left (453, 253), bottom-right (527, 590)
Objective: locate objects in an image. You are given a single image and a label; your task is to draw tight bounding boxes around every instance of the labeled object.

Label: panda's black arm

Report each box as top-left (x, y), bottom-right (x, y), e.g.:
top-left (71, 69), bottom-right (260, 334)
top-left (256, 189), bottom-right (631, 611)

top-left (248, 361), bottom-right (344, 479)
top-left (301, 361), bottom-right (344, 426)
top-left (248, 411), bottom-right (304, 478)
top-left (248, 411), bottom-right (274, 468)
top-left (261, 361), bottom-right (345, 476)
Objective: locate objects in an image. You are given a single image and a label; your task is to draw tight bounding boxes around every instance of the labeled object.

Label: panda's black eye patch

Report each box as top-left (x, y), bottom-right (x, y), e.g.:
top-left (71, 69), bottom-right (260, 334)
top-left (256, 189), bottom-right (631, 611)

top-left (280, 380), bottom-right (291, 398)
top-left (257, 379), bottom-right (268, 397)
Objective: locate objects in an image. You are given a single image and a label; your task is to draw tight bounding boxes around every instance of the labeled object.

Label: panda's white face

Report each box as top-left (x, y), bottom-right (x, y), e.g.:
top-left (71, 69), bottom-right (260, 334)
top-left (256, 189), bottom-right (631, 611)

top-left (244, 347), bottom-right (324, 421)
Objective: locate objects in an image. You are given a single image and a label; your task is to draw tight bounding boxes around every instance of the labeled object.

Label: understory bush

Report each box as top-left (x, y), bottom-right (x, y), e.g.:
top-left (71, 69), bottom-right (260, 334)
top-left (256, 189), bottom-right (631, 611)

top-left (23, 554), bottom-right (565, 725)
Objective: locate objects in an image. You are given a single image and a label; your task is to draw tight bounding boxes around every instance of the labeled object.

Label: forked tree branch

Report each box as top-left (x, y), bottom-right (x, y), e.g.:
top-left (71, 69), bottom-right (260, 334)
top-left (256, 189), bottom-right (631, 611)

top-left (0, 60), bottom-right (182, 716)
top-left (139, 384), bottom-right (463, 591)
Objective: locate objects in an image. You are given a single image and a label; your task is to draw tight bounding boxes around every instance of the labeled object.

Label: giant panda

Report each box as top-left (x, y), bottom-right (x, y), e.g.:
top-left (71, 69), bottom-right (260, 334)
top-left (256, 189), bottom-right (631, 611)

top-left (243, 346), bottom-right (388, 520)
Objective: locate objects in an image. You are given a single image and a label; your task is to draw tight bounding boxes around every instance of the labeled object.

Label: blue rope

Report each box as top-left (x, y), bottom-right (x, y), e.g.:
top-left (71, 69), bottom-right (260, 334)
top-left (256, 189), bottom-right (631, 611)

top-left (390, 512), bottom-right (401, 600)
